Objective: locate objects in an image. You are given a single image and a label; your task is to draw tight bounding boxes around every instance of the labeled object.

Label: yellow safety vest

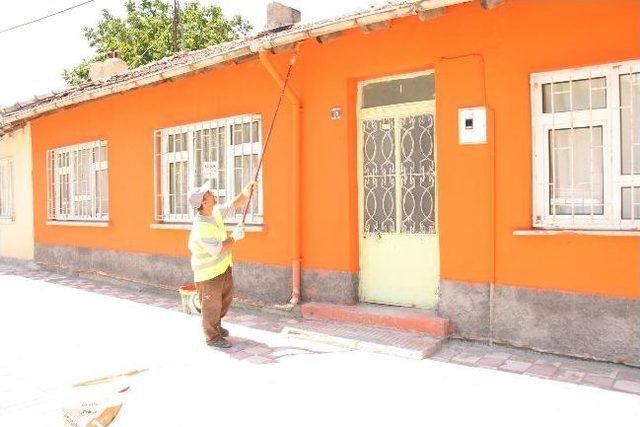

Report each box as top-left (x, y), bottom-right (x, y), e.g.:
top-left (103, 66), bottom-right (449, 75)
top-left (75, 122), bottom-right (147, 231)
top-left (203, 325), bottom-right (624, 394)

top-left (188, 208), bottom-right (232, 283)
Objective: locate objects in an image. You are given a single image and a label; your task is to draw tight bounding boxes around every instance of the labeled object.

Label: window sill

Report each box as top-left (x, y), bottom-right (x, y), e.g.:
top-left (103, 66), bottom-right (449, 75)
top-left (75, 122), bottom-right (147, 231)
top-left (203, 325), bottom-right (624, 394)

top-left (513, 229), bottom-right (640, 237)
top-left (0, 217), bottom-right (15, 224)
top-left (46, 221), bottom-right (109, 228)
top-left (150, 223), bottom-right (265, 232)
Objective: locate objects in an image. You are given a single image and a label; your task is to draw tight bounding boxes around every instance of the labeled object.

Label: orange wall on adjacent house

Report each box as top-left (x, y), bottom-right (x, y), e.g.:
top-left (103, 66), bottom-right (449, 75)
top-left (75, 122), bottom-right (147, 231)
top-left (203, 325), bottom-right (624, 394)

top-left (32, 0), bottom-right (640, 298)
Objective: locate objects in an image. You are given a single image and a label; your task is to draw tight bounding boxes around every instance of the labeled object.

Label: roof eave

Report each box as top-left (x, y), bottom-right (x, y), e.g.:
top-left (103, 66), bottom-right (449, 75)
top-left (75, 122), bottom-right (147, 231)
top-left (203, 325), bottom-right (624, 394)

top-left (0, 0), bottom-right (471, 134)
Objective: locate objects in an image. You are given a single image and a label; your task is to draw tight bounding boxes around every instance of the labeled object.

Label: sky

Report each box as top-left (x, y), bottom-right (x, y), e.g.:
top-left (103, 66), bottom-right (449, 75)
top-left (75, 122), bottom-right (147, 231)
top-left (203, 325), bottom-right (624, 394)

top-left (0, 0), bottom-right (378, 108)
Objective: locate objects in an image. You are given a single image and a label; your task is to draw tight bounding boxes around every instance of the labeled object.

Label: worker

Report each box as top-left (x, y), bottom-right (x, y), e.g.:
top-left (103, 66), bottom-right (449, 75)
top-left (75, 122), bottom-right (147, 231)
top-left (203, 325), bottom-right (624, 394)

top-left (187, 179), bottom-right (257, 348)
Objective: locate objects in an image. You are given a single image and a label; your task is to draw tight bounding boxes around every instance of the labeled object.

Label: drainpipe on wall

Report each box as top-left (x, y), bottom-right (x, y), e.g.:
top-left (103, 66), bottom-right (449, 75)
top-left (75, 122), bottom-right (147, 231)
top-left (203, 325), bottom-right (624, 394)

top-left (483, 65), bottom-right (496, 347)
top-left (259, 47), bottom-right (303, 306)
top-left (479, 58), bottom-right (497, 346)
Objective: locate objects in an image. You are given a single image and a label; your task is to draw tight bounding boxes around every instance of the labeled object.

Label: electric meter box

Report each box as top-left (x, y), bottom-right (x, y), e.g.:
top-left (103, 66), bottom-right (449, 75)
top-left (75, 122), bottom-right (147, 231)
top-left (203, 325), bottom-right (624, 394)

top-left (458, 106), bottom-right (487, 144)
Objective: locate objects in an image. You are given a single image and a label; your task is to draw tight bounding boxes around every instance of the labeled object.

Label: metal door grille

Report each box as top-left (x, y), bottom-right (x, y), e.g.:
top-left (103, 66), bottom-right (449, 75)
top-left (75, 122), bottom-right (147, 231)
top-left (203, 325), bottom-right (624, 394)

top-left (400, 114), bottom-right (436, 234)
top-left (363, 118), bottom-right (396, 233)
top-left (362, 113), bottom-right (436, 235)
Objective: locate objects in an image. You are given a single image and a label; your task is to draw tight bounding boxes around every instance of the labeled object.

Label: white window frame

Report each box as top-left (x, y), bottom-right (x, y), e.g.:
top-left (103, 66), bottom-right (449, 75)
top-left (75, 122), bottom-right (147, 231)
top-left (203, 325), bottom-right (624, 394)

top-left (161, 129), bottom-right (190, 222)
top-left (46, 140), bottom-right (109, 222)
top-left (153, 114), bottom-right (264, 225)
top-left (531, 59), bottom-right (640, 230)
top-left (0, 158), bottom-right (14, 221)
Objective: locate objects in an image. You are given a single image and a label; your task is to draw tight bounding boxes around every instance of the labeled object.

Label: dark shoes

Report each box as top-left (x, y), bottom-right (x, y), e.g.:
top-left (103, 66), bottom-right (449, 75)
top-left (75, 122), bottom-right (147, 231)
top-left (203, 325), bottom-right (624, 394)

top-left (206, 325), bottom-right (230, 348)
top-left (208, 337), bottom-right (232, 348)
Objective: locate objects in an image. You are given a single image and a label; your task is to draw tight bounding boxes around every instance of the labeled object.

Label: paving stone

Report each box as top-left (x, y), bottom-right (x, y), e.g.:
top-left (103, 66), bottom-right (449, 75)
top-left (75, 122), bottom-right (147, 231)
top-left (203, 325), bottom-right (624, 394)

top-left (525, 364), bottom-right (558, 379)
top-left (270, 348), bottom-right (313, 358)
top-left (450, 353), bottom-right (482, 365)
top-left (245, 346), bottom-right (272, 356)
top-left (228, 341), bottom-right (251, 351)
top-left (430, 354), bottom-right (453, 362)
top-left (510, 354), bottom-right (540, 364)
top-left (556, 369), bottom-right (586, 383)
top-left (229, 351), bottom-right (253, 360)
top-left (582, 374), bottom-right (615, 389)
top-left (476, 357), bottom-right (506, 369)
top-left (500, 360), bottom-right (533, 373)
top-left (432, 347), bottom-right (459, 358)
top-left (534, 359), bottom-right (562, 368)
top-left (573, 362), bottom-right (620, 378)
top-left (486, 352), bottom-right (512, 361)
top-left (613, 380), bottom-right (640, 394)
top-left (616, 369), bottom-right (640, 382)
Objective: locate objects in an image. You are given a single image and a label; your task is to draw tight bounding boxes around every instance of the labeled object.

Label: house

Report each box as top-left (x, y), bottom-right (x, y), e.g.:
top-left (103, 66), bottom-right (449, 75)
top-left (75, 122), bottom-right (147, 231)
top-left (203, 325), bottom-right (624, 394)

top-left (0, 124), bottom-right (34, 262)
top-left (0, 0), bottom-right (638, 365)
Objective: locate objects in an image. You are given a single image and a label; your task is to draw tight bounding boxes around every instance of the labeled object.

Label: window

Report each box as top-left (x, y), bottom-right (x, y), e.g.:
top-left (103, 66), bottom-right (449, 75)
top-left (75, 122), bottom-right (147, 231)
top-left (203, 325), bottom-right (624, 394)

top-left (46, 141), bottom-right (109, 222)
top-left (153, 115), bottom-right (263, 224)
top-left (531, 60), bottom-right (640, 229)
top-left (361, 73), bottom-right (435, 108)
top-left (0, 158), bottom-right (13, 220)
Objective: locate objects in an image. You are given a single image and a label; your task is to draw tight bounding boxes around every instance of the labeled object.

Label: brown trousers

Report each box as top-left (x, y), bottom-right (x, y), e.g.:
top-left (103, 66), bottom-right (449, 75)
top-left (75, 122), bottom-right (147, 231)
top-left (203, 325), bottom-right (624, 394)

top-left (196, 267), bottom-right (234, 343)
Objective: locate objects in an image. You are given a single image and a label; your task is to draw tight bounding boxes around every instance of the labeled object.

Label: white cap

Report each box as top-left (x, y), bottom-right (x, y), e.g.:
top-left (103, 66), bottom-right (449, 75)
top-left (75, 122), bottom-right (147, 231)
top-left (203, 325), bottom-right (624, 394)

top-left (187, 180), bottom-right (212, 209)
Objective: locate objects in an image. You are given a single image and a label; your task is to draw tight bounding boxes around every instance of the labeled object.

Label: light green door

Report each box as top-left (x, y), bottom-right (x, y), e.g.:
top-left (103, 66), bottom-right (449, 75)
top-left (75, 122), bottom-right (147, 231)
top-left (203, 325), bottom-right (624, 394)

top-left (357, 71), bottom-right (439, 308)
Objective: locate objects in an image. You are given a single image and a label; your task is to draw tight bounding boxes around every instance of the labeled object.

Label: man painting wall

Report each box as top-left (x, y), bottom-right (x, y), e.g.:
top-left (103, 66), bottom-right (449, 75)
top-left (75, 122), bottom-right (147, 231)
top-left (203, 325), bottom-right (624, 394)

top-left (187, 179), bottom-right (256, 348)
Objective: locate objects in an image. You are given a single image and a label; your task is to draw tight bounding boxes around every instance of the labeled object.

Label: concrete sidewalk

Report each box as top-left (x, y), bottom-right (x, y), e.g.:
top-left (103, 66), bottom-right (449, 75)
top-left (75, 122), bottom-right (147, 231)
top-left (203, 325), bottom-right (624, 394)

top-left (1, 264), bottom-right (639, 426)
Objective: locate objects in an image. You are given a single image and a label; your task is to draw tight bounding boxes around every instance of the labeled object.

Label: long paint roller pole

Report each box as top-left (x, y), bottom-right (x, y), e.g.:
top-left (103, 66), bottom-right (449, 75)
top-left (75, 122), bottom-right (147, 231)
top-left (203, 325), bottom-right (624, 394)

top-left (239, 44), bottom-right (299, 227)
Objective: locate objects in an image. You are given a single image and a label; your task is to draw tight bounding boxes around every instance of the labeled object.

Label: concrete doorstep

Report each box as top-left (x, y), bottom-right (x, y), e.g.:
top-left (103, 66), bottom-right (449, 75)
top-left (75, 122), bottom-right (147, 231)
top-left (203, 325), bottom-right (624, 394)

top-left (282, 320), bottom-right (444, 360)
top-left (301, 301), bottom-right (451, 336)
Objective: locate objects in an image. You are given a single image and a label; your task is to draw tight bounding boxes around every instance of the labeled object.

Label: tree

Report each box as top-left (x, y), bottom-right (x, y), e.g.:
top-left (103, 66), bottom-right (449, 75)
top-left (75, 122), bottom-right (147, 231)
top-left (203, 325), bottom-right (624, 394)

top-left (62, 0), bottom-right (252, 85)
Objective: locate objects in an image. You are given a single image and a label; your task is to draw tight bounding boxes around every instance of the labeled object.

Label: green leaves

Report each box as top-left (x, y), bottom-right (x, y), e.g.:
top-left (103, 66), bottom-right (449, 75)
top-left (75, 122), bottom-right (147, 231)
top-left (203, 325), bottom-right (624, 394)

top-left (62, 0), bottom-right (252, 86)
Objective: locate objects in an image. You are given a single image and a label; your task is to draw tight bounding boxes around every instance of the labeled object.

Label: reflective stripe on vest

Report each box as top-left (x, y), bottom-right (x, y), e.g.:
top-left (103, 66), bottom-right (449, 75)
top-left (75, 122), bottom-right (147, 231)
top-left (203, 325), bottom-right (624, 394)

top-left (188, 208), bottom-right (232, 282)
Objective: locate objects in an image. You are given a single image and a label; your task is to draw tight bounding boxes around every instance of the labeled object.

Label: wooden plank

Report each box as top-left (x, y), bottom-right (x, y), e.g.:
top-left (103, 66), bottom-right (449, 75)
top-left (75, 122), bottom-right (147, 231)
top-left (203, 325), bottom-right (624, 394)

top-left (86, 404), bottom-right (122, 427)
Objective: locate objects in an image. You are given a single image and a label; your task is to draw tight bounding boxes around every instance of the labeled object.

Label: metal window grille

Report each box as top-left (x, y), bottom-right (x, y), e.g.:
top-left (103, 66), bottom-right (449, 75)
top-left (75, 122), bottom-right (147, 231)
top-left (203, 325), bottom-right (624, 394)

top-left (46, 141), bottom-right (109, 222)
top-left (0, 158), bottom-right (14, 220)
top-left (531, 60), bottom-right (640, 229)
top-left (153, 114), bottom-right (263, 224)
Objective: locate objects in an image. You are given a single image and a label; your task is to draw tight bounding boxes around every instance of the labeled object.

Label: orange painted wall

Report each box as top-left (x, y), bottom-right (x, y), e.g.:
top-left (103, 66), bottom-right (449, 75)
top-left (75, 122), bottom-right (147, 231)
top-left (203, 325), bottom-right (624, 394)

top-left (32, 61), bottom-right (298, 266)
top-left (32, 0), bottom-right (640, 298)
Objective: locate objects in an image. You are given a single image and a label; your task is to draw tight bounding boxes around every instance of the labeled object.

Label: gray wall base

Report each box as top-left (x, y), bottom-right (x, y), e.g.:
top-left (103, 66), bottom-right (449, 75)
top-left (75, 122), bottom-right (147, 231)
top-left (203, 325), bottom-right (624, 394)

top-left (438, 280), bottom-right (640, 366)
top-left (232, 261), bottom-right (292, 305)
top-left (0, 256), bottom-right (39, 270)
top-left (439, 280), bottom-right (490, 339)
top-left (35, 243), bottom-right (192, 289)
top-left (302, 268), bottom-right (358, 305)
top-left (34, 243), bottom-right (357, 306)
